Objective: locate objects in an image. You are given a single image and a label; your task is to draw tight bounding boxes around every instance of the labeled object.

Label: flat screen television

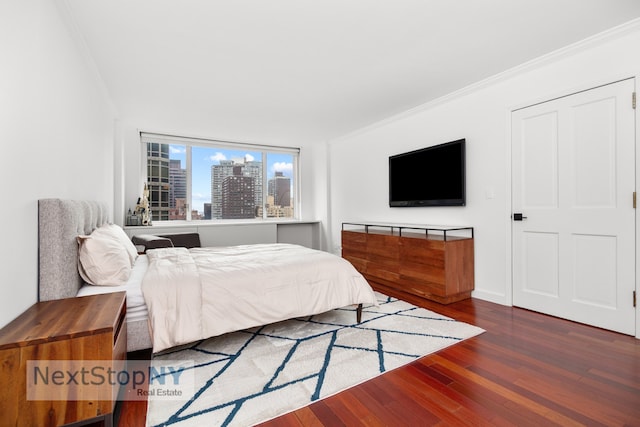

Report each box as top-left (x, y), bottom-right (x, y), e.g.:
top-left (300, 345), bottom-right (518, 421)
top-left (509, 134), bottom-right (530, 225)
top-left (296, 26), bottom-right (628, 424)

top-left (389, 138), bottom-right (465, 207)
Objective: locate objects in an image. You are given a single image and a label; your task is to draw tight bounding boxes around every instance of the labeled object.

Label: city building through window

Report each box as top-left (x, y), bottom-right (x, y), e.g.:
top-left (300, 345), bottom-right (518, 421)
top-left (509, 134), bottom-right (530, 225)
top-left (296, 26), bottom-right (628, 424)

top-left (141, 133), bottom-right (299, 222)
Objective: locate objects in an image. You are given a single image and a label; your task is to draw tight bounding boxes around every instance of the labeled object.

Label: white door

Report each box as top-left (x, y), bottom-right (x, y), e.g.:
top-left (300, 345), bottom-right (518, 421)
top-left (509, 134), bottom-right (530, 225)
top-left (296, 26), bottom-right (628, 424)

top-left (512, 79), bottom-right (636, 335)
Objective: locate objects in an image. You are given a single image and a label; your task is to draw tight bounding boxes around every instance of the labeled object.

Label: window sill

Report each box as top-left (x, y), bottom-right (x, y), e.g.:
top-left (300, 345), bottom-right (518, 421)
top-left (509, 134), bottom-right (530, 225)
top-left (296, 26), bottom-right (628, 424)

top-left (124, 218), bottom-right (320, 230)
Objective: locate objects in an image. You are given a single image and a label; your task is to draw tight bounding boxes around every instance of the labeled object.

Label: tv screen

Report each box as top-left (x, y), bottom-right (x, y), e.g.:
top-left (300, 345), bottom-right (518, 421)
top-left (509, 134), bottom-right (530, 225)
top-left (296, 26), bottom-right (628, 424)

top-left (389, 139), bottom-right (465, 207)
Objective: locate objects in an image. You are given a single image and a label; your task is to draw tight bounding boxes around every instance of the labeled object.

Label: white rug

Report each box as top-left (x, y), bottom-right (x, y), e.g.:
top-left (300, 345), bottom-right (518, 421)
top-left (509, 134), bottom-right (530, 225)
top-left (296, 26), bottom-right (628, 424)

top-left (145, 293), bottom-right (484, 426)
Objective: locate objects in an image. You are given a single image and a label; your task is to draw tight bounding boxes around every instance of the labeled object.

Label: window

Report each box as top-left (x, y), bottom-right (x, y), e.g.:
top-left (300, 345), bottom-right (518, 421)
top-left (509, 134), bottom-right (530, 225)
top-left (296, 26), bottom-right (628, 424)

top-left (141, 133), bottom-right (299, 222)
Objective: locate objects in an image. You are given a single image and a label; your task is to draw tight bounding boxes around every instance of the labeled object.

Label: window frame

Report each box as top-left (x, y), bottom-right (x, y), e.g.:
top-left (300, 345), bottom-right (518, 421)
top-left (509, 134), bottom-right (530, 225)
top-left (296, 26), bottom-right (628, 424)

top-left (140, 132), bottom-right (300, 222)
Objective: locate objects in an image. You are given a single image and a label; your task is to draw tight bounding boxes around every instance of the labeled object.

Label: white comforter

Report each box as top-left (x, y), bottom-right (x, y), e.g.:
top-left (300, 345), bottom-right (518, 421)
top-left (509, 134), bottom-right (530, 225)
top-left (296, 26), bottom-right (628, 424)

top-left (141, 243), bottom-right (378, 352)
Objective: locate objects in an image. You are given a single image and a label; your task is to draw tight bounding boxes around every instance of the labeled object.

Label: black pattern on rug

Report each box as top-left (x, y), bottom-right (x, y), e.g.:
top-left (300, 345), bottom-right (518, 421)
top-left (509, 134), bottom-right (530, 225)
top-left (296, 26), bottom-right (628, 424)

top-left (146, 293), bottom-right (484, 427)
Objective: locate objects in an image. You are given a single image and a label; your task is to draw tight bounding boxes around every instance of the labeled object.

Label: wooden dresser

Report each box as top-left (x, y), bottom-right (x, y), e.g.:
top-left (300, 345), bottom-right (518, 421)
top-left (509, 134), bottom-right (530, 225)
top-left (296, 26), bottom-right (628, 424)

top-left (342, 222), bottom-right (474, 304)
top-left (0, 292), bottom-right (127, 427)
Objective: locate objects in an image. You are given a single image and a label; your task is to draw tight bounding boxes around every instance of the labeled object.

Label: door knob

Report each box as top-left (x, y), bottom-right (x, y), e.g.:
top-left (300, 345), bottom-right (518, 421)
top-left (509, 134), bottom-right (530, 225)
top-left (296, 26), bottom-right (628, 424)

top-left (513, 213), bottom-right (527, 221)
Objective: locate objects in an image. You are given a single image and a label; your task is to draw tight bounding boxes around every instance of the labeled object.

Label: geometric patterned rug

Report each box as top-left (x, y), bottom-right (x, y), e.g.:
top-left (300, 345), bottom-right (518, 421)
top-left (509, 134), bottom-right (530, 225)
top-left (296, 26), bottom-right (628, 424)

top-left (145, 292), bottom-right (484, 426)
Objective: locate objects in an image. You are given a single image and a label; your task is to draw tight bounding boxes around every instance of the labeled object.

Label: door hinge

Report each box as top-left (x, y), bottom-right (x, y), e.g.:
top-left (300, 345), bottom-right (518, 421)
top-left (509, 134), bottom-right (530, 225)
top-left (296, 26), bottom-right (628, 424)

top-left (633, 92), bottom-right (637, 109)
top-left (634, 192), bottom-right (637, 209)
top-left (634, 291), bottom-right (637, 308)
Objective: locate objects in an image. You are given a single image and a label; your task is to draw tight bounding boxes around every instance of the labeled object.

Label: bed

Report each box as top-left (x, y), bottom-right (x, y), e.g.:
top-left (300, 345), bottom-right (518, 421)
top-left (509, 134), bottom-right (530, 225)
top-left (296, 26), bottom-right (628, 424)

top-left (38, 199), bottom-right (377, 354)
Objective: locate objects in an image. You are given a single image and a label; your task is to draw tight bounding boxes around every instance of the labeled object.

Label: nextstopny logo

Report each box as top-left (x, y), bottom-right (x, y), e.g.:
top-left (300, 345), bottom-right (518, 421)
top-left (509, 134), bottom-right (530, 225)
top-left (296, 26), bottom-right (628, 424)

top-left (27, 359), bottom-right (195, 401)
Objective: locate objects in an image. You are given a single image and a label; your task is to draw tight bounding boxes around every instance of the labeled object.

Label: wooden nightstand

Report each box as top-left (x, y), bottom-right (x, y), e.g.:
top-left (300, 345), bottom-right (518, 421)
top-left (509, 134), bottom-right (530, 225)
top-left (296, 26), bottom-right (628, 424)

top-left (0, 292), bottom-right (127, 427)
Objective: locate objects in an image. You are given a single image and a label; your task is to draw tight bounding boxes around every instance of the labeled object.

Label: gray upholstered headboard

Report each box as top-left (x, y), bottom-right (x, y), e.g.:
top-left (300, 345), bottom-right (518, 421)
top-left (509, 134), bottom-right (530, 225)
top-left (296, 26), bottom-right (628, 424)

top-left (38, 199), bottom-right (111, 301)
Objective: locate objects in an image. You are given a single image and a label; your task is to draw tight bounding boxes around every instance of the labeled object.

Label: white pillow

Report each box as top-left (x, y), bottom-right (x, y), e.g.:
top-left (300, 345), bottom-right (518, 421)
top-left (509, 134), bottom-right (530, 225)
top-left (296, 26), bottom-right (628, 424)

top-left (96, 224), bottom-right (138, 266)
top-left (77, 233), bottom-right (132, 286)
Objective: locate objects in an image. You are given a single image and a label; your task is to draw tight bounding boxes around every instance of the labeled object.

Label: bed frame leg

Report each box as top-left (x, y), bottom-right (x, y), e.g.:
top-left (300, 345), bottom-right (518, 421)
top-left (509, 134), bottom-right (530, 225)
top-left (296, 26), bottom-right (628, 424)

top-left (356, 304), bottom-right (363, 323)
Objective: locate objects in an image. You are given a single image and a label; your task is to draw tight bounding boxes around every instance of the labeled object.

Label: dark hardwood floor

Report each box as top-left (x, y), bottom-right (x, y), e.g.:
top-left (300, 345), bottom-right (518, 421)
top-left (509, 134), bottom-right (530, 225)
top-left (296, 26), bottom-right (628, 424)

top-left (118, 292), bottom-right (640, 426)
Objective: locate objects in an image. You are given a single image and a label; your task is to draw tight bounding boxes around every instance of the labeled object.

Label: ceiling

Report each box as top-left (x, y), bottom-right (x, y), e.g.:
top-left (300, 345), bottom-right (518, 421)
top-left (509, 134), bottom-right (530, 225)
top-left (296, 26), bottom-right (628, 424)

top-left (61, 0), bottom-right (640, 144)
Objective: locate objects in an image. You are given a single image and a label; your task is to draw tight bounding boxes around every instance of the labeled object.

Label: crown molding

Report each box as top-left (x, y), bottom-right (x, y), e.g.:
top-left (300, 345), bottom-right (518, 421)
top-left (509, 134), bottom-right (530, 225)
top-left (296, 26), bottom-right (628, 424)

top-left (330, 17), bottom-right (640, 144)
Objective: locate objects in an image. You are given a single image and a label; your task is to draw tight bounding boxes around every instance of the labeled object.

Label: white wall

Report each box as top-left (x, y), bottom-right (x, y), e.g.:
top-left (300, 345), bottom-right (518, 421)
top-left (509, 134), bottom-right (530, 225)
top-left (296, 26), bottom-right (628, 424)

top-left (0, 0), bottom-right (116, 328)
top-left (328, 22), bottom-right (640, 307)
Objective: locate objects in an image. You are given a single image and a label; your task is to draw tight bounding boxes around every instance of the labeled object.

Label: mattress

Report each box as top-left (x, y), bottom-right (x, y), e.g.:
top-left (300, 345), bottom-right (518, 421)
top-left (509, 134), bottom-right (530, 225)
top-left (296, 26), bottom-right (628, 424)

top-left (142, 244), bottom-right (378, 352)
top-left (76, 254), bottom-right (148, 322)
